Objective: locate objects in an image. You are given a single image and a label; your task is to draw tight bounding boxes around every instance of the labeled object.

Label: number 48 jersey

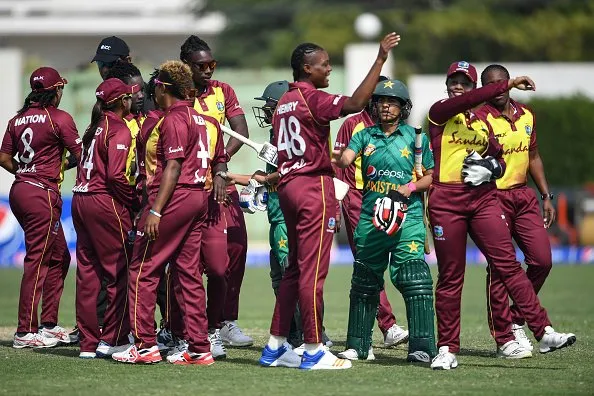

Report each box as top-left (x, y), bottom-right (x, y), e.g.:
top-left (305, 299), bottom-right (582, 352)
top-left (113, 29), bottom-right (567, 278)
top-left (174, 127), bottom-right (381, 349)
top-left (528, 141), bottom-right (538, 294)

top-left (272, 81), bottom-right (348, 187)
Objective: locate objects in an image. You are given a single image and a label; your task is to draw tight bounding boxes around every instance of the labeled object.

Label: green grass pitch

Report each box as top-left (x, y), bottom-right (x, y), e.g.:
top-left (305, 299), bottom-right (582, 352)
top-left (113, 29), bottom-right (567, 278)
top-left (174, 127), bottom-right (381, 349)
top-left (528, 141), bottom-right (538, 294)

top-left (0, 265), bottom-right (592, 395)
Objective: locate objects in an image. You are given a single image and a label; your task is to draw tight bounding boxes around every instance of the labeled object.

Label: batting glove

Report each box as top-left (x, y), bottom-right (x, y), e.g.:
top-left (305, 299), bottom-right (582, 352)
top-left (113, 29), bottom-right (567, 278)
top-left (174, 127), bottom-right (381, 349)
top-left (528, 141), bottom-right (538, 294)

top-left (372, 190), bottom-right (408, 236)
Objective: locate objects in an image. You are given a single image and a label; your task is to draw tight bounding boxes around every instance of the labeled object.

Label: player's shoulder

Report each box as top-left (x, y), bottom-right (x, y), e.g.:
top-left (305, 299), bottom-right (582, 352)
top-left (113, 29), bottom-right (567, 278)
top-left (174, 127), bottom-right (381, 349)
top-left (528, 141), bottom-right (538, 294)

top-left (513, 100), bottom-right (534, 116)
top-left (46, 106), bottom-right (75, 124)
top-left (210, 79), bottom-right (236, 93)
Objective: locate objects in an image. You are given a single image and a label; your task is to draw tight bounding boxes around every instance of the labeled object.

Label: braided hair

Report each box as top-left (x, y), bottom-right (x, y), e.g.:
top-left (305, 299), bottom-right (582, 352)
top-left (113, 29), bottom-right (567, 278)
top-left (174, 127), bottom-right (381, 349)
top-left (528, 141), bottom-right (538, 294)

top-left (105, 62), bottom-right (142, 85)
top-left (290, 43), bottom-right (324, 82)
top-left (145, 68), bottom-right (160, 106)
top-left (17, 89), bottom-right (59, 115)
top-left (158, 60), bottom-right (195, 100)
top-left (180, 35), bottom-right (211, 63)
top-left (481, 64), bottom-right (510, 86)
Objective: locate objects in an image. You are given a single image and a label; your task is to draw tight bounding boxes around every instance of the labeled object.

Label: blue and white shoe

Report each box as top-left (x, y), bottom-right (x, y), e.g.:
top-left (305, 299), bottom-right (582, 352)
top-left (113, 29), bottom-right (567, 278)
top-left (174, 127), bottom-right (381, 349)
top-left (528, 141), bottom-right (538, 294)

top-left (259, 343), bottom-right (301, 368)
top-left (299, 349), bottom-right (352, 370)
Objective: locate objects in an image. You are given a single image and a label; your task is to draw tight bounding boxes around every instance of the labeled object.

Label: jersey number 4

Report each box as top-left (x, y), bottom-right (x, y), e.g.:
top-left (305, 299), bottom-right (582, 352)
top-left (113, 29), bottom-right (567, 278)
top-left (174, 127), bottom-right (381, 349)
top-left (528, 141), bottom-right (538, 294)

top-left (277, 115), bottom-right (306, 160)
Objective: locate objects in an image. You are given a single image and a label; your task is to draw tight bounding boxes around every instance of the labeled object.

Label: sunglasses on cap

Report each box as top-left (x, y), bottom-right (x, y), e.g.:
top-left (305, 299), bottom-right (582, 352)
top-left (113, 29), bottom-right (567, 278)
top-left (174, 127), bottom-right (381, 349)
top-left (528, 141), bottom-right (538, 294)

top-left (188, 60), bottom-right (217, 72)
top-left (154, 78), bottom-right (173, 87)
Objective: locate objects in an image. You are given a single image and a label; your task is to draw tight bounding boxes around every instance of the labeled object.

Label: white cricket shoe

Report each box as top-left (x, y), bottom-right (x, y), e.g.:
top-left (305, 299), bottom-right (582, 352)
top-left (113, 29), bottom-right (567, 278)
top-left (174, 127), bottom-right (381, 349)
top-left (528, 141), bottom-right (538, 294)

top-left (39, 325), bottom-right (71, 344)
top-left (338, 346), bottom-right (376, 361)
top-left (79, 351), bottom-right (96, 359)
top-left (497, 340), bottom-right (532, 359)
top-left (208, 329), bottom-right (227, 359)
top-left (95, 341), bottom-right (132, 358)
top-left (293, 343), bottom-right (330, 357)
top-left (13, 332), bottom-right (59, 349)
top-left (300, 348), bottom-right (352, 370)
top-left (167, 339), bottom-right (189, 357)
top-left (167, 350), bottom-right (214, 365)
top-left (220, 321), bottom-right (253, 347)
top-left (259, 342), bottom-right (302, 368)
top-left (384, 324), bottom-right (409, 348)
top-left (112, 344), bottom-right (162, 364)
top-left (430, 346), bottom-right (458, 370)
top-left (512, 324), bottom-right (534, 352)
top-left (539, 326), bottom-right (576, 354)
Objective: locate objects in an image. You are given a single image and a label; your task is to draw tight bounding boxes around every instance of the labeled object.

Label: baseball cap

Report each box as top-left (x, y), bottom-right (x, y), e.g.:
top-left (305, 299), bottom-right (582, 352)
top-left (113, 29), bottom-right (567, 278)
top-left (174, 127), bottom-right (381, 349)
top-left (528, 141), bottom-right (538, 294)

top-left (446, 61), bottom-right (477, 83)
top-left (96, 78), bottom-right (140, 104)
top-left (29, 67), bottom-right (68, 92)
top-left (254, 80), bottom-right (289, 102)
top-left (92, 36), bottom-right (130, 63)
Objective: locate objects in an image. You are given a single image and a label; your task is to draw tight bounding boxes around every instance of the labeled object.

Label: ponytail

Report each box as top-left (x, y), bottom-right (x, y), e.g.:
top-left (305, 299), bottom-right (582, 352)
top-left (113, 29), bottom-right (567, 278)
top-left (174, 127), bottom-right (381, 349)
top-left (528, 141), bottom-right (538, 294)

top-left (17, 89), bottom-right (59, 115)
top-left (82, 99), bottom-right (119, 152)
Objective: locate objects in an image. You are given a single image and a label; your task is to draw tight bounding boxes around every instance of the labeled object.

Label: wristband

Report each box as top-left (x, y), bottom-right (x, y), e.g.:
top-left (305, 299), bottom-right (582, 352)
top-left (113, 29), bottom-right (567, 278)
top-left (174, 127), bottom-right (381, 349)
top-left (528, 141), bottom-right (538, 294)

top-left (406, 182), bottom-right (417, 192)
top-left (149, 209), bottom-right (162, 218)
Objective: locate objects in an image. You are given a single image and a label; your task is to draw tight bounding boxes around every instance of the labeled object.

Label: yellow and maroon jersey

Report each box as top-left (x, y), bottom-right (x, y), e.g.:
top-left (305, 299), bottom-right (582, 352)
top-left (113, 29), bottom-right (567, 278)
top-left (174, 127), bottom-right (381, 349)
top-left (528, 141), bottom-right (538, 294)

top-left (428, 81), bottom-right (509, 184)
top-left (476, 100), bottom-right (537, 190)
top-left (334, 111), bottom-right (374, 190)
top-left (123, 113), bottom-right (145, 186)
top-left (192, 79), bottom-right (244, 125)
top-left (139, 110), bottom-right (165, 187)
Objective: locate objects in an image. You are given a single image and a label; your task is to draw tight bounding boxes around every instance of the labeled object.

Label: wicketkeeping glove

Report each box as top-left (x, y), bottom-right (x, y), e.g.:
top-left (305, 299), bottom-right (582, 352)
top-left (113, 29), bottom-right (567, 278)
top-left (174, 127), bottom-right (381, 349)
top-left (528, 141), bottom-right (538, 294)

top-left (372, 190), bottom-right (408, 236)
top-left (462, 150), bottom-right (503, 186)
top-left (239, 179), bottom-right (268, 214)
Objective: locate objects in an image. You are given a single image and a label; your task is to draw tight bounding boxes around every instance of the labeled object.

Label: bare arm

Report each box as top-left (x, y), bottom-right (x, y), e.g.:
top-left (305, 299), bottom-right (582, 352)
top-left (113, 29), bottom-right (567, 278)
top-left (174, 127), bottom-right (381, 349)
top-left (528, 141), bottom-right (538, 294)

top-left (529, 148), bottom-right (555, 228)
top-left (0, 152), bottom-right (17, 174)
top-left (341, 33), bottom-right (401, 115)
top-left (397, 170), bottom-right (433, 197)
top-left (225, 114), bottom-right (249, 158)
top-left (331, 147), bottom-right (357, 169)
top-left (145, 159), bottom-right (181, 240)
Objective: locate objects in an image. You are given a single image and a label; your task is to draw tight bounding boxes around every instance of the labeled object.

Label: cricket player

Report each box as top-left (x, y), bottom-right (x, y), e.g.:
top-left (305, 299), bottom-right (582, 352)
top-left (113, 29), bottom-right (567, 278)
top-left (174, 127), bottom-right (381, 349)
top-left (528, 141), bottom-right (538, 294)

top-left (334, 75), bottom-right (409, 349)
top-left (113, 60), bottom-right (227, 365)
top-left (92, 36), bottom-right (132, 80)
top-left (259, 32), bottom-right (401, 370)
top-left (180, 35), bottom-right (252, 348)
top-left (72, 78), bottom-right (140, 358)
top-left (428, 61), bottom-right (576, 370)
top-left (0, 67), bottom-right (81, 348)
top-left (477, 64), bottom-right (555, 352)
top-left (333, 79), bottom-right (436, 363)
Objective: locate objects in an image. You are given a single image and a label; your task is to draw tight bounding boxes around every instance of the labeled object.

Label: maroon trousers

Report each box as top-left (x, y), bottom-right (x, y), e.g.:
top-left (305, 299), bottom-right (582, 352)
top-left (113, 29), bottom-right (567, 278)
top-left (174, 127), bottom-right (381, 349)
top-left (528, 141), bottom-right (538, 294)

top-left (10, 182), bottom-right (66, 333)
top-left (342, 187), bottom-right (397, 334)
top-left (271, 175), bottom-right (335, 344)
top-left (129, 188), bottom-right (210, 354)
top-left (429, 182), bottom-right (551, 353)
top-left (41, 227), bottom-right (70, 325)
top-left (72, 193), bottom-right (131, 352)
top-left (487, 186), bottom-right (552, 341)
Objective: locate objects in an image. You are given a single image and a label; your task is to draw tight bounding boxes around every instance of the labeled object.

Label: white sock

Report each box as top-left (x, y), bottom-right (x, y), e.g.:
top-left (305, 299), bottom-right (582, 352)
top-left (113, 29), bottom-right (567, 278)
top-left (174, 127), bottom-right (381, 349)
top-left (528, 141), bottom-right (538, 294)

top-left (304, 343), bottom-right (323, 354)
top-left (267, 335), bottom-right (287, 349)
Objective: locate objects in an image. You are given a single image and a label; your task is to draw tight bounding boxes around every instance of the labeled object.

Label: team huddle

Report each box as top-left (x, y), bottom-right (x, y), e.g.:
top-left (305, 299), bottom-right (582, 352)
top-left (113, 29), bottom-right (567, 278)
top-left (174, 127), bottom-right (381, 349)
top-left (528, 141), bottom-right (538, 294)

top-left (0, 31), bottom-right (577, 370)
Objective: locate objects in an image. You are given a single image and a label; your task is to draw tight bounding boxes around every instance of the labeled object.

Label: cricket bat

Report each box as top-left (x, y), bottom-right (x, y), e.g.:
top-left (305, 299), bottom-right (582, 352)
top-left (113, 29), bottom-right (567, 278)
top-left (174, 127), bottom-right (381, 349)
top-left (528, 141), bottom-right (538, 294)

top-left (220, 124), bottom-right (349, 200)
top-left (414, 126), bottom-right (431, 255)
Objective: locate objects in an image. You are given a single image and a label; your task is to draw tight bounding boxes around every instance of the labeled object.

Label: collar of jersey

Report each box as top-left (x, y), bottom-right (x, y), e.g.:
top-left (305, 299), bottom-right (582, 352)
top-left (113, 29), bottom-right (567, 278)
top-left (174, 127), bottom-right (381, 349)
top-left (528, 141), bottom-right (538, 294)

top-left (369, 124), bottom-right (405, 138)
top-left (481, 98), bottom-right (526, 122)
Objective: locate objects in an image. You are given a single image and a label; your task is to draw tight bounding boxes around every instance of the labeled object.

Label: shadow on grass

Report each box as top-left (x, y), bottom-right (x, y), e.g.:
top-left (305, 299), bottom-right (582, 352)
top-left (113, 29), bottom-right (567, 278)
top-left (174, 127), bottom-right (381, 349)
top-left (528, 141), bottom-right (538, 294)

top-left (33, 346), bottom-right (79, 358)
top-left (0, 340), bottom-right (14, 348)
top-left (462, 362), bottom-right (563, 370)
top-left (458, 348), bottom-right (495, 358)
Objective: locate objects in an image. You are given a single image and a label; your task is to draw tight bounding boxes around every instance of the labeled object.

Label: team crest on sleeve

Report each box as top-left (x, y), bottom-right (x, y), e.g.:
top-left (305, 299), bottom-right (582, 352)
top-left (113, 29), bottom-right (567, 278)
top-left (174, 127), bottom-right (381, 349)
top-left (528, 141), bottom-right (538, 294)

top-left (525, 125), bottom-right (532, 136)
top-left (363, 144), bottom-right (376, 156)
top-left (433, 225), bottom-right (445, 240)
top-left (216, 101), bottom-right (225, 112)
top-left (327, 217), bottom-right (336, 232)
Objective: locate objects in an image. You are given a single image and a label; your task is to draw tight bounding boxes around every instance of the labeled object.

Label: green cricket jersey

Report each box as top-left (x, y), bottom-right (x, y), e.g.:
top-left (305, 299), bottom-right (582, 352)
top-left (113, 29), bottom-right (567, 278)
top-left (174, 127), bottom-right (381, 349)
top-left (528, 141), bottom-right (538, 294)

top-left (267, 128), bottom-right (284, 225)
top-left (347, 123), bottom-right (434, 221)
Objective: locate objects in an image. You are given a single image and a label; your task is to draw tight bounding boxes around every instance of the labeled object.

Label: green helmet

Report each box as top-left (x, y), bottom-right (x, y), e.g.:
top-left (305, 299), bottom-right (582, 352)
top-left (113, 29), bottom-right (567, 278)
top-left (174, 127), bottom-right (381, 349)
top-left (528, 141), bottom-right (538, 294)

top-left (371, 79), bottom-right (412, 120)
top-left (254, 80), bottom-right (289, 103)
top-left (253, 80), bottom-right (289, 127)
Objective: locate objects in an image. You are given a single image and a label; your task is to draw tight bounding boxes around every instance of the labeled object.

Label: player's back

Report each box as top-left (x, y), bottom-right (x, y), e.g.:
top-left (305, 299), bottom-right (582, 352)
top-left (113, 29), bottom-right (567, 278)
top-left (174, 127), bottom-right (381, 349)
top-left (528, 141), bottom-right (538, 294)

top-left (5, 105), bottom-right (79, 191)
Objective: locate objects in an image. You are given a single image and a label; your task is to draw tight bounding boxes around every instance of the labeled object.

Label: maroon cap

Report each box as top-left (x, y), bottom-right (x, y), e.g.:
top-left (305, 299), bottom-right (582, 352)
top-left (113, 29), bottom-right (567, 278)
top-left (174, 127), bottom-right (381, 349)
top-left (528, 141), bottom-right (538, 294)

top-left (30, 67), bottom-right (68, 92)
top-left (95, 78), bottom-right (140, 104)
top-left (446, 61), bottom-right (477, 83)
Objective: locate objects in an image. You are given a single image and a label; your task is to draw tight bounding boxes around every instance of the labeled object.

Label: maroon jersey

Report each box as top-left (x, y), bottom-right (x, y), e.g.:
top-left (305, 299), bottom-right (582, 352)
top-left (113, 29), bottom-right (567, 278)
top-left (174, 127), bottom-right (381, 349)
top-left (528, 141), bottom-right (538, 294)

top-left (149, 101), bottom-right (226, 192)
top-left (73, 111), bottom-right (137, 208)
top-left (137, 109), bottom-right (165, 183)
top-left (272, 81), bottom-right (348, 186)
top-left (1, 104), bottom-right (81, 192)
top-left (334, 111), bottom-right (374, 190)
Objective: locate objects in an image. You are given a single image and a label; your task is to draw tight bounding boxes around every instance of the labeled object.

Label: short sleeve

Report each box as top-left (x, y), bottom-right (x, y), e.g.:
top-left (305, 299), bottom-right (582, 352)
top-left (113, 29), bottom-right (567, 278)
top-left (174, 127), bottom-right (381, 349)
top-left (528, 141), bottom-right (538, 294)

top-left (529, 111), bottom-right (537, 151)
top-left (56, 111), bottom-right (82, 159)
top-left (0, 122), bottom-right (13, 155)
top-left (335, 117), bottom-right (354, 148)
top-left (160, 113), bottom-right (188, 161)
top-left (421, 132), bottom-right (434, 170)
top-left (222, 83), bottom-right (245, 119)
top-left (306, 89), bottom-right (349, 125)
top-left (347, 127), bottom-right (367, 155)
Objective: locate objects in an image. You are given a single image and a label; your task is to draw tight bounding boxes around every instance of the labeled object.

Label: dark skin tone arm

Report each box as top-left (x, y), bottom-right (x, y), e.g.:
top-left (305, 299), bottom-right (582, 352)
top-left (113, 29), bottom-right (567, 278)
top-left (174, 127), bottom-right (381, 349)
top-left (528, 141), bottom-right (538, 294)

top-left (145, 158), bottom-right (181, 240)
top-left (529, 148), bottom-right (555, 228)
top-left (0, 153), bottom-right (18, 174)
top-left (226, 114), bottom-right (249, 158)
top-left (212, 162), bottom-right (228, 203)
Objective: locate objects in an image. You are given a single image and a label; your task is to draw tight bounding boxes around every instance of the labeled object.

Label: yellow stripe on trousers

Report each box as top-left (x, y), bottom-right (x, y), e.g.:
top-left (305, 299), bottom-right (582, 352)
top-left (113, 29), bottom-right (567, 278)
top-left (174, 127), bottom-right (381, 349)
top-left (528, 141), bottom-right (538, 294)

top-left (111, 198), bottom-right (130, 343)
top-left (134, 241), bottom-right (151, 349)
top-left (313, 176), bottom-right (326, 343)
top-left (486, 263), bottom-right (497, 342)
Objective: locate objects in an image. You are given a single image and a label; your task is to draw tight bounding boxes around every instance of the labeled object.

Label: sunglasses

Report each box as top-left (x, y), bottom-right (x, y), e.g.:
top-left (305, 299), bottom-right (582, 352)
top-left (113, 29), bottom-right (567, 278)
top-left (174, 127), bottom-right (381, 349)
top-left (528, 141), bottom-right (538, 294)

top-left (188, 60), bottom-right (217, 72)
top-left (154, 78), bottom-right (173, 86)
top-left (96, 60), bottom-right (116, 70)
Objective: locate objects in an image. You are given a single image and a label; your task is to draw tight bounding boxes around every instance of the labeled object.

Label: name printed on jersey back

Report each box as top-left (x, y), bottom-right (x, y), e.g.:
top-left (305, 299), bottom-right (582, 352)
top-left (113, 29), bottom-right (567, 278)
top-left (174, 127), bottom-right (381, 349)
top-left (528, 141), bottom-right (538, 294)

top-left (276, 101), bottom-right (299, 115)
top-left (14, 114), bottom-right (47, 126)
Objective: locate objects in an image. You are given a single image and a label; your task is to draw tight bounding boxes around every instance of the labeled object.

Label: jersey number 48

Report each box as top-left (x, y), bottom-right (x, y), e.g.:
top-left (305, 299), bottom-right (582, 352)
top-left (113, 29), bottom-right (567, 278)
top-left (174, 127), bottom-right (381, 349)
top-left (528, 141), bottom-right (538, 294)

top-left (277, 115), bottom-right (306, 160)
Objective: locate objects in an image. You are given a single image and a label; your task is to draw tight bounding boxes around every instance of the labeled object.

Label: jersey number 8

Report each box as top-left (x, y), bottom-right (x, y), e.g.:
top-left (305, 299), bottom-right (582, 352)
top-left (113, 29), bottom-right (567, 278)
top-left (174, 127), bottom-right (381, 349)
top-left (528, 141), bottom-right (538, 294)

top-left (277, 115), bottom-right (306, 160)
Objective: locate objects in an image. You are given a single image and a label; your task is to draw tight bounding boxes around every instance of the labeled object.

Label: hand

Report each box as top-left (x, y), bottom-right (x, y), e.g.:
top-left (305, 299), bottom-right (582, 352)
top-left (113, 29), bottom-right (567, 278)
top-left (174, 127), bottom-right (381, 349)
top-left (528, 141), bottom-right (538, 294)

top-left (252, 170), bottom-right (267, 185)
top-left (213, 175), bottom-right (227, 204)
top-left (145, 211), bottom-right (161, 241)
top-left (335, 206), bottom-right (342, 233)
top-left (510, 76), bottom-right (536, 91)
top-left (331, 146), bottom-right (346, 164)
top-left (377, 32), bottom-right (401, 62)
top-left (542, 199), bottom-right (556, 229)
top-left (396, 185), bottom-right (412, 198)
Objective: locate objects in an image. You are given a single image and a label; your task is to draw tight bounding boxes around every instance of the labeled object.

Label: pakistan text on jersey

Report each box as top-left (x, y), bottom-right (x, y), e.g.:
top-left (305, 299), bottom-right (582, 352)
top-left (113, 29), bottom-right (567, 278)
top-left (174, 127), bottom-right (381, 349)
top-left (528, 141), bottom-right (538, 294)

top-left (276, 101), bottom-right (299, 115)
top-left (447, 131), bottom-right (487, 146)
top-left (365, 180), bottom-right (399, 194)
top-left (14, 114), bottom-right (47, 126)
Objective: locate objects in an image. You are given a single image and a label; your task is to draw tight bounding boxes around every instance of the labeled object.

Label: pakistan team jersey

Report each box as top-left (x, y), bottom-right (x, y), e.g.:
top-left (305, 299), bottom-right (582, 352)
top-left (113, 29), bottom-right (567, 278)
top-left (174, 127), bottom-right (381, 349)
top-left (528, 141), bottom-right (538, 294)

top-left (266, 128), bottom-right (284, 225)
top-left (347, 123), bottom-right (433, 221)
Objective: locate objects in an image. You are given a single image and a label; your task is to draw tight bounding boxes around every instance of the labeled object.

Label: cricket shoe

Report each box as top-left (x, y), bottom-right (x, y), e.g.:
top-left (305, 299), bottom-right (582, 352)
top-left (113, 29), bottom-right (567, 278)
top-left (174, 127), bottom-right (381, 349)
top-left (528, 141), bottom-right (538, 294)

top-left (13, 332), bottom-right (59, 349)
top-left (95, 341), bottom-right (132, 358)
top-left (167, 339), bottom-right (189, 357)
top-left (512, 324), bottom-right (534, 352)
top-left (539, 326), bottom-right (576, 354)
top-left (208, 329), bottom-right (227, 359)
top-left (430, 346), bottom-right (458, 370)
top-left (39, 325), bottom-right (71, 344)
top-left (220, 321), bottom-right (253, 347)
top-left (497, 340), bottom-right (532, 359)
top-left (157, 327), bottom-right (175, 351)
top-left (167, 350), bottom-right (214, 366)
top-left (112, 344), bottom-right (162, 364)
top-left (300, 349), bottom-right (352, 370)
top-left (338, 347), bottom-right (375, 361)
top-left (69, 327), bottom-right (80, 344)
top-left (259, 343), bottom-right (302, 368)
top-left (407, 351), bottom-right (432, 363)
top-left (293, 343), bottom-right (329, 357)
top-left (384, 324), bottom-right (409, 348)
top-left (79, 351), bottom-right (96, 359)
